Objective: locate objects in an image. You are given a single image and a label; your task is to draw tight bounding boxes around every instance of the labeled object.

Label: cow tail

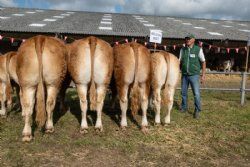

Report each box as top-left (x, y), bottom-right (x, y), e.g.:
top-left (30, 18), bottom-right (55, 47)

top-left (130, 43), bottom-right (140, 117)
top-left (35, 36), bottom-right (46, 127)
top-left (89, 36), bottom-right (97, 111)
top-left (162, 52), bottom-right (171, 105)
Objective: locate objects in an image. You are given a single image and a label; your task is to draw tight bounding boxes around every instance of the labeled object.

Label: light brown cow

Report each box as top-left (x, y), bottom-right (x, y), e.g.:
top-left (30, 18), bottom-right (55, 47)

top-left (17, 35), bottom-right (67, 142)
top-left (113, 42), bottom-right (151, 131)
top-left (0, 51), bottom-right (18, 116)
top-left (151, 51), bottom-right (179, 125)
top-left (67, 36), bottom-right (113, 133)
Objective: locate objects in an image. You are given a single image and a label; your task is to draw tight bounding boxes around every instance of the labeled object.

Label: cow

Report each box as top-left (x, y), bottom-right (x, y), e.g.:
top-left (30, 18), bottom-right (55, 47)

top-left (67, 36), bottom-right (113, 133)
top-left (151, 51), bottom-right (179, 125)
top-left (17, 35), bottom-right (67, 142)
top-left (113, 42), bottom-right (151, 132)
top-left (223, 58), bottom-right (234, 72)
top-left (206, 52), bottom-right (235, 72)
top-left (0, 51), bottom-right (18, 116)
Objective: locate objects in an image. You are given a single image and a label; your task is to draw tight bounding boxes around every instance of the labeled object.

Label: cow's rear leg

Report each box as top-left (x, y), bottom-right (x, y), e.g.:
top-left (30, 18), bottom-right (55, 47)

top-left (0, 83), bottom-right (7, 116)
top-left (77, 84), bottom-right (88, 134)
top-left (58, 75), bottom-right (71, 113)
top-left (45, 86), bottom-right (58, 133)
top-left (7, 96), bottom-right (12, 109)
top-left (118, 84), bottom-right (129, 129)
top-left (152, 86), bottom-right (162, 125)
top-left (110, 76), bottom-right (117, 109)
top-left (95, 85), bottom-right (106, 132)
top-left (164, 86), bottom-right (175, 125)
top-left (139, 83), bottom-right (149, 132)
top-left (21, 87), bottom-right (36, 142)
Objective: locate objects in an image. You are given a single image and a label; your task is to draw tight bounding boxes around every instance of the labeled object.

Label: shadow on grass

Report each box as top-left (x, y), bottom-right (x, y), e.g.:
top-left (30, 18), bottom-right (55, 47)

top-left (102, 98), bottom-right (121, 126)
top-left (18, 88), bottom-right (182, 134)
top-left (64, 91), bottom-right (143, 129)
top-left (52, 89), bottom-right (107, 127)
top-left (103, 95), bottom-right (143, 129)
top-left (7, 95), bottom-right (22, 116)
top-left (102, 95), bottom-right (180, 128)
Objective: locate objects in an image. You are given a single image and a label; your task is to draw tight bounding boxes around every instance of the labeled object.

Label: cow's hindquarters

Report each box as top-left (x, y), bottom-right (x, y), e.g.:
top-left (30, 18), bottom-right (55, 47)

top-left (68, 37), bottom-right (113, 133)
top-left (151, 52), bottom-right (179, 125)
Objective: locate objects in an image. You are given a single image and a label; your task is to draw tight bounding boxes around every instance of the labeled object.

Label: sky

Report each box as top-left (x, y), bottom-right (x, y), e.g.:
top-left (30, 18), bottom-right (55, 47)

top-left (0, 0), bottom-right (249, 21)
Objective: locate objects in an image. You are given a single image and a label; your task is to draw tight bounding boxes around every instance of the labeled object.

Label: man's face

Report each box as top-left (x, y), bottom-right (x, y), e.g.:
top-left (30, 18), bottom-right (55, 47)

top-left (185, 37), bottom-right (195, 46)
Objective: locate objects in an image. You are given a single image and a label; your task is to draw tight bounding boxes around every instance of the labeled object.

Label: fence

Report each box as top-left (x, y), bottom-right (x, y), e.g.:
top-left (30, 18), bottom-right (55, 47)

top-left (178, 71), bottom-right (250, 105)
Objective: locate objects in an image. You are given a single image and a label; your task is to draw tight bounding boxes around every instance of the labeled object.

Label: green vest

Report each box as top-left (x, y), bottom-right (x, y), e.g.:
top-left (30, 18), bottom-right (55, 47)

top-left (180, 45), bottom-right (201, 75)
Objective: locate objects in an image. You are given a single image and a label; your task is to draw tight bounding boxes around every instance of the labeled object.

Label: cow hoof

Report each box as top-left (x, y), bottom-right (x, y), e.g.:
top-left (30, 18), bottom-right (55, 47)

top-left (0, 111), bottom-right (6, 117)
top-left (95, 127), bottom-right (103, 133)
top-left (45, 127), bottom-right (55, 134)
top-left (22, 135), bottom-right (33, 142)
top-left (154, 122), bottom-right (161, 126)
top-left (80, 128), bottom-right (88, 134)
top-left (7, 102), bottom-right (12, 109)
top-left (120, 126), bottom-right (127, 131)
top-left (0, 114), bottom-right (7, 118)
top-left (164, 122), bottom-right (171, 126)
top-left (141, 126), bottom-right (149, 134)
top-left (7, 105), bottom-right (12, 110)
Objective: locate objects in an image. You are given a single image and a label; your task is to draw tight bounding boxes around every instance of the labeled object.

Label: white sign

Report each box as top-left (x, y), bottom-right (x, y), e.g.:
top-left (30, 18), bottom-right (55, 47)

top-left (248, 37), bottom-right (250, 46)
top-left (150, 30), bottom-right (162, 44)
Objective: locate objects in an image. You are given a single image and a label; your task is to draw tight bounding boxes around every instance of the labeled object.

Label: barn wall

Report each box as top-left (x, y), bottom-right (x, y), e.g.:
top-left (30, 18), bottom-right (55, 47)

top-left (0, 38), bottom-right (20, 54)
top-left (0, 31), bottom-right (249, 71)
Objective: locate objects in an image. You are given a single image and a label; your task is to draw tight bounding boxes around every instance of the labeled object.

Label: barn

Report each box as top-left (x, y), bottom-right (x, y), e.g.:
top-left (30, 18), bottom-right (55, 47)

top-left (0, 6), bottom-right (250, 71)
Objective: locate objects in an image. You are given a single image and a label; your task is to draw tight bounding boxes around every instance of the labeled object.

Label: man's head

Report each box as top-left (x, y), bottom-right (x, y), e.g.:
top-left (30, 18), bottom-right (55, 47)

top-left (185, 34), bottom-right (195, 47)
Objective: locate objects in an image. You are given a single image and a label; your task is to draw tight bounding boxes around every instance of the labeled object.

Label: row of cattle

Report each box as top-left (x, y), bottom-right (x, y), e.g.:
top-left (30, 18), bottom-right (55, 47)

top-left (0, 35), bottom-right (180, 142)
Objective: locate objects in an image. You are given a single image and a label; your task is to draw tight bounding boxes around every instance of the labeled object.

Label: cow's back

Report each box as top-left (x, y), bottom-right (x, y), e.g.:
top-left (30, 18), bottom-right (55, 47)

top-left (8, 52), bottom-right (18, 84)
top-left (68, 37), bottom-right (113, 85)
top-left (17, 36), bottom-right (67, 87)
top-left (113, 42), bottom-right (150, 85)
top-left (93, 38), bottom-right (113, 85)
top-left (17, 38), bottom-right (39, 86)
top-left (151, 51), bottom-right (179, 88)
top-left (113, 43), bottom-right (135, 84)
top-left (136, 44), bottom-right (151, 83)
top-left (67, 39), bottom-right (91, 84)
top-left (151, 52), bottom-right (168, 88)
top-left (42, 37), bottom-right (67, 86)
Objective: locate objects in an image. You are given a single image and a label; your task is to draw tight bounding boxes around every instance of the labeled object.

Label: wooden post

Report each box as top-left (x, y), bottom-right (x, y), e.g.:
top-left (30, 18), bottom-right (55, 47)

top-left (240, 38), bottom-right (249, 105)
top-left (240, 72), bottom-right (247, 106)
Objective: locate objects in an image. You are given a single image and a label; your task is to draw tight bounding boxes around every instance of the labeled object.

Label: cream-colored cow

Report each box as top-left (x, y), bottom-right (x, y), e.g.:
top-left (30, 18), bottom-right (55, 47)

top-left (17, 35), bottom-right (67, 142)
top-left (113, 42), bottom-right (151, 131)
top-left (0, 51), bottom-right (18, 116)
top-left (67, 36), bottom-right (113, 133)
top-left (151, 51), bottom-right (179, 125)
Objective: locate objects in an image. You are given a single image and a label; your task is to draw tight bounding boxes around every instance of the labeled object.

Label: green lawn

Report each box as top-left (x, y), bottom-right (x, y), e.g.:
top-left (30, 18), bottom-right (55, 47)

top-left (0, 89), bottom-right (249, 166)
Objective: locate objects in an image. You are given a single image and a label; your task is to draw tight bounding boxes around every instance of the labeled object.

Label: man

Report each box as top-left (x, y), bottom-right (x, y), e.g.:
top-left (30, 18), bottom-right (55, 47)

top-left (179, 34), bottom-right (206, 119)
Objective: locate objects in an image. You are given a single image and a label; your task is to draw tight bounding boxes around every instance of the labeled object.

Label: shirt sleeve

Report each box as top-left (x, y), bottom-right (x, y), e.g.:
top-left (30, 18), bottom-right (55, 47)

top-left (179, 48), bottom-right (183, 61)
top-left (199, 48), bottom-right (206, 62)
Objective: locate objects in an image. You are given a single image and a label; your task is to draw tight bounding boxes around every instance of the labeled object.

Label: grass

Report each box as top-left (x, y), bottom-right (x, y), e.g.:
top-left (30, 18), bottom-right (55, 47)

top-left (176, 73), bottom-right (250, 89)
top-left (0, 88), bottom-right (249, 166)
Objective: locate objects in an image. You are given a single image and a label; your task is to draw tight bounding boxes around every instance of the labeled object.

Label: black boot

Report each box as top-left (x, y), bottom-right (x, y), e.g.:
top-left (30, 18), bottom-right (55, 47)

top-left (193, 111), bottom-right (200, 119)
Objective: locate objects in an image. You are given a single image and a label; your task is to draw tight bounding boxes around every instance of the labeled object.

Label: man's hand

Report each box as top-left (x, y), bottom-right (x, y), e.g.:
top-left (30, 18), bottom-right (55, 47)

top-left (201, 74), bottom-right (205, 84)
top-left (201, 62), bottom-right (206, 84)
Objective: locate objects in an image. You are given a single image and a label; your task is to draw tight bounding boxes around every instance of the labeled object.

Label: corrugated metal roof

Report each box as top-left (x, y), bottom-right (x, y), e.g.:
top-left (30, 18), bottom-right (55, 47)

top-left (0, 7), bottom-right (250, 41)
